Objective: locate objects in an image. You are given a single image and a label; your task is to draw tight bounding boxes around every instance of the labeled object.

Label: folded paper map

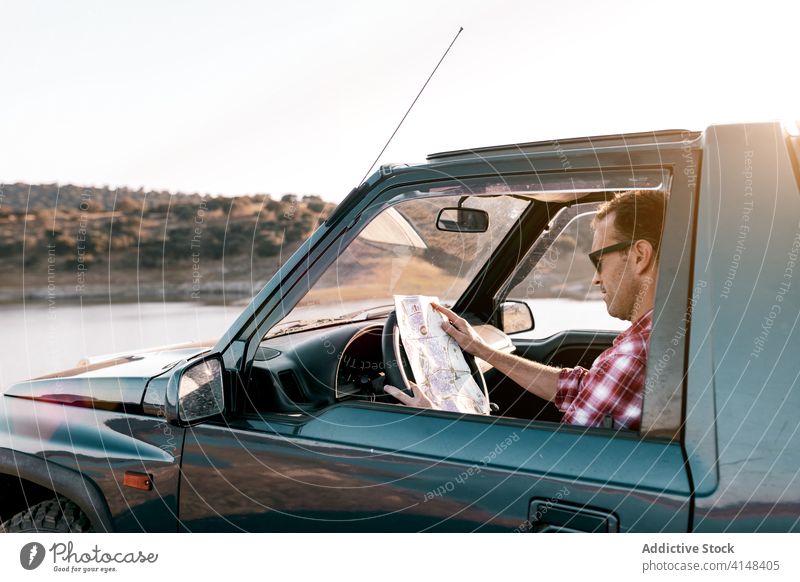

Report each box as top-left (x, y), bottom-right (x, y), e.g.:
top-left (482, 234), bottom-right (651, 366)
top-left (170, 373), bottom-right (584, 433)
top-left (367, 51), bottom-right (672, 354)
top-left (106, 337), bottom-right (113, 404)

top-left (393, 295), bottom-right (490, 415)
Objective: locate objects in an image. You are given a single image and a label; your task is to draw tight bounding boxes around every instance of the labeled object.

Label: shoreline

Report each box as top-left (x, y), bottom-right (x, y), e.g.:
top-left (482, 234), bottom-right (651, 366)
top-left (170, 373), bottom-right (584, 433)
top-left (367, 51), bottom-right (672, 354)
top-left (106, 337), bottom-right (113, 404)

top-left (0, 282), bottom-right (259, 306)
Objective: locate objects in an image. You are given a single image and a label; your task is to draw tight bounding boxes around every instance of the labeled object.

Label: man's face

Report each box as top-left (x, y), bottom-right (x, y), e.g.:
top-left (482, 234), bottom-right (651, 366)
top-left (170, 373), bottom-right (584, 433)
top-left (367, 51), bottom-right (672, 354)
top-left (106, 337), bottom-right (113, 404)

top-left (590, 213), bottom-right (637, 321)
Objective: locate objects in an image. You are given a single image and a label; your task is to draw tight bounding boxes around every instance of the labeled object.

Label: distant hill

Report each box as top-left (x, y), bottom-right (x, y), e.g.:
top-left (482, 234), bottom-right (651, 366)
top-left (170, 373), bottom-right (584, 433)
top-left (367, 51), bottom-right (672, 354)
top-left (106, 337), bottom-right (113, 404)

top-left (0, 182), bottom-right (600, 306)
top-left (0, 183), bottom-right (191, 212)
top-left (0, 182), bottom-right (335, 302)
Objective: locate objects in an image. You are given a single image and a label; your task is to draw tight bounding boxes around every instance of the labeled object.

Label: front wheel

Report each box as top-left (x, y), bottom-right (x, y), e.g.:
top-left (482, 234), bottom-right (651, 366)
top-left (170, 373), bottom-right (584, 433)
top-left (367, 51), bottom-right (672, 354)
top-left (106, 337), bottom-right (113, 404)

top-left (1, 497), bottom-right (94, 533)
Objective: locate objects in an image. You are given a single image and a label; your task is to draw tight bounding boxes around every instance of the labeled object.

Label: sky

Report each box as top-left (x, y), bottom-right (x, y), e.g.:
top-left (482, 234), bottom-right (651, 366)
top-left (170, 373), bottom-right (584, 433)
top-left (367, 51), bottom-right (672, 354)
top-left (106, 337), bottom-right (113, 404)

top-left (1, 0), bottom-right (798, 202)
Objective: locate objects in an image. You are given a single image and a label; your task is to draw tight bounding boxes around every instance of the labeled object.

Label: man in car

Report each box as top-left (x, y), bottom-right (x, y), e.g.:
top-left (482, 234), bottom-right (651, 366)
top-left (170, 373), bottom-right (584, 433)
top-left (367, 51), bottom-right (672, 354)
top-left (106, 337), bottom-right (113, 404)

top-left (386, 190), bottom-right (666, 431)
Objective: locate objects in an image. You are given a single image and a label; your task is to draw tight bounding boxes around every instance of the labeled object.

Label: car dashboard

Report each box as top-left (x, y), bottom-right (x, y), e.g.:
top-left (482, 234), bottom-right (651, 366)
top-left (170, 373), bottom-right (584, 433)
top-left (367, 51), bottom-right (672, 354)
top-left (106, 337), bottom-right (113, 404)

top-left (244, 318), bottom-right (514, 416)
top-left (246, 321), bottom-right (388, 414)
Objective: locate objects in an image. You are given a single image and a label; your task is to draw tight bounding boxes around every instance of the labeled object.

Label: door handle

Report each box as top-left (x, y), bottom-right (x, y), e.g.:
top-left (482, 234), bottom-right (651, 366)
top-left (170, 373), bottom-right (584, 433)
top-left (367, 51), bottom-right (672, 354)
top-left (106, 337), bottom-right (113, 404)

top-left (528, 499), bottom-right (619, 532)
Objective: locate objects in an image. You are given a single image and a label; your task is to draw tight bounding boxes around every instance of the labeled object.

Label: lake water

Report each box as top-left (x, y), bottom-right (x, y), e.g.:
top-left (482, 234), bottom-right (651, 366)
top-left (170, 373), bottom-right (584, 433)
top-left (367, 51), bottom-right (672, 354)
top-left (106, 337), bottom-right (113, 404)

top-left (0, 302), bottom-right (240, 388)
top-left (0, 299), bottom-right (626, 388)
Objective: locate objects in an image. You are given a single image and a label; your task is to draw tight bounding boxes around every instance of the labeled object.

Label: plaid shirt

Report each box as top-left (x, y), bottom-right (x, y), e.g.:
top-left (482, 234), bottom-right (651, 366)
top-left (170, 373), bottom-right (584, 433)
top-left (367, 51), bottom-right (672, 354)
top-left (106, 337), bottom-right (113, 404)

top-left (555, 309), bottom-right (653, 430)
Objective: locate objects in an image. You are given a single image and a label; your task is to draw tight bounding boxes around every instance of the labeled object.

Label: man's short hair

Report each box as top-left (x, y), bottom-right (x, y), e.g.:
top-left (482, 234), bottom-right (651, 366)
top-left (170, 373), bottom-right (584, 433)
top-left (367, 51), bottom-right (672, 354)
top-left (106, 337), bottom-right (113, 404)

top-left (592, 190), bottom-right (668, 258)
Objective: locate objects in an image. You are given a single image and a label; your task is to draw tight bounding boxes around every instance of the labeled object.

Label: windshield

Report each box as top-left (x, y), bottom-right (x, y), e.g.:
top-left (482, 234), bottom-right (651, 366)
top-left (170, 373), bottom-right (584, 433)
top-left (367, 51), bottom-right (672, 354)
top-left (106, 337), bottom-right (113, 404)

top-left (267, 193), bottom-right (530, 337)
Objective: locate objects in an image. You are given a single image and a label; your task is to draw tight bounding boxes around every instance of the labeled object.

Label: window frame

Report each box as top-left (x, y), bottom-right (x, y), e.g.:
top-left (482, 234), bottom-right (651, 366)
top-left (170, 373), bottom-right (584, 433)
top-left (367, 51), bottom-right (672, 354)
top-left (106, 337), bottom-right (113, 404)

top-left (227, 147), bottom-right (698, 441)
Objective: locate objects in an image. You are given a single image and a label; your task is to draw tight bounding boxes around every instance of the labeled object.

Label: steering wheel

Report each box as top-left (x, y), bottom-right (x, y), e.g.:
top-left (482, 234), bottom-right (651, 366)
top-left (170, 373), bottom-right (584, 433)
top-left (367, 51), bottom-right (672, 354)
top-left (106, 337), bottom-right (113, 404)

top-left (380, 309), bottom-right (490, 409)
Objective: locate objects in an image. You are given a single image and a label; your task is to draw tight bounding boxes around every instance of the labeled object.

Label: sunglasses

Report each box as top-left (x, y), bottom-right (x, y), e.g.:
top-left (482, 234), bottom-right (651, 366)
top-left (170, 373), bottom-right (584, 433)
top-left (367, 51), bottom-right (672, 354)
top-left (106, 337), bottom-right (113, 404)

top-left (588, 240), bottom-right (634, 272)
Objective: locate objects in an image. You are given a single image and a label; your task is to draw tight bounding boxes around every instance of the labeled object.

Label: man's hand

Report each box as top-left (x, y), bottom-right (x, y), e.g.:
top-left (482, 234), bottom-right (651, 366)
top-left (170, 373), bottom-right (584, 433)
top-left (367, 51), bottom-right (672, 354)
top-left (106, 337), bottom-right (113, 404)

top-left (432, 302), bottom-right (491, 359)
top-left (385, 382), bottom-right (434, 409)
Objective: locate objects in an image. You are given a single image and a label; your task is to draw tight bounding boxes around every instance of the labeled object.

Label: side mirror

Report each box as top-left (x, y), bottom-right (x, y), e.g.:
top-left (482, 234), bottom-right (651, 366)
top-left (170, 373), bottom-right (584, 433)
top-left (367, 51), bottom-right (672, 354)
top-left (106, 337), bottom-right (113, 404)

top-left (436, 208), bottom-right (489, 233)
top-left (499, 301), bottom-right (534, 334)
top-left (165, 355), bottom-right (225, 426)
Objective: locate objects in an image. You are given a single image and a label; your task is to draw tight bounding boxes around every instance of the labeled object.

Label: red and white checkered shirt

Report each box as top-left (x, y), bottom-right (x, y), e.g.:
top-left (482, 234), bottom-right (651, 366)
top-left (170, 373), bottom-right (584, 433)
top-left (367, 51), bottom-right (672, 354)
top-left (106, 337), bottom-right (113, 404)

top-left (555, 309), bottom-right (653, 430)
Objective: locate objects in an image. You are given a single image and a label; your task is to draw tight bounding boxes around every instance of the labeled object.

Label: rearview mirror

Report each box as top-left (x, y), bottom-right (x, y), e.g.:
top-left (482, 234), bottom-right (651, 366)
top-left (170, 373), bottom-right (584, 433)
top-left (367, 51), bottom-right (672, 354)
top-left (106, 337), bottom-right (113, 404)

top-left (436, 208), bottom-right (489, 233)
top-left (499, 301), bottom-right (534, 334)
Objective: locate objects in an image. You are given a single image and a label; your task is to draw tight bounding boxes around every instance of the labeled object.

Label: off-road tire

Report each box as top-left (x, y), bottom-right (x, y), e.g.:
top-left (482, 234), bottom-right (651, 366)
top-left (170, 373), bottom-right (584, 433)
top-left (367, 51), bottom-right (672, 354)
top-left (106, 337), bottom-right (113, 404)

top-left (0, 497), bottom-right (94, 533)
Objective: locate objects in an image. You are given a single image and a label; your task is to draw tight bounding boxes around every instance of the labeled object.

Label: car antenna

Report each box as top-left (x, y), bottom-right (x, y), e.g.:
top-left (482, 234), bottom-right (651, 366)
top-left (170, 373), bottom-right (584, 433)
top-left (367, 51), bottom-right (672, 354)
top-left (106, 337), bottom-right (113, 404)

top-left (358, 26), bottom-right (464, 186)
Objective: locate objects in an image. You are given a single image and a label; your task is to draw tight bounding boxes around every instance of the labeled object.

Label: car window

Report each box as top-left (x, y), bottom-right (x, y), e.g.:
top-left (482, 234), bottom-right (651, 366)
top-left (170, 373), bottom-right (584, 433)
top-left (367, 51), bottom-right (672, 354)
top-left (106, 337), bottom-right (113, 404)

top-left (501, 204), bottom-right (628, 338)
top-left (267, 194), bottom-right (529, 336)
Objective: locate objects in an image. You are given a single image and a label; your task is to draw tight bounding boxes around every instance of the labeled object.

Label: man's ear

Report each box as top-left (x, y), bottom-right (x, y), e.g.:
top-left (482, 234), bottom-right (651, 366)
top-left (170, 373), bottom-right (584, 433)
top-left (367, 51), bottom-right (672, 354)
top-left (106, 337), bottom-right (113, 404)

top-left (632, 240), bottom-right (656, 274)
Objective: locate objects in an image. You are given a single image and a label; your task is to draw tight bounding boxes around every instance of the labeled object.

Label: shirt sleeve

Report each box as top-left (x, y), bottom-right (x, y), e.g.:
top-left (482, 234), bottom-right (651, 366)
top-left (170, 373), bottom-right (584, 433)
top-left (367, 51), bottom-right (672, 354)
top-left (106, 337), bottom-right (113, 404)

top-left (555, 366), bottom-right (587, 411)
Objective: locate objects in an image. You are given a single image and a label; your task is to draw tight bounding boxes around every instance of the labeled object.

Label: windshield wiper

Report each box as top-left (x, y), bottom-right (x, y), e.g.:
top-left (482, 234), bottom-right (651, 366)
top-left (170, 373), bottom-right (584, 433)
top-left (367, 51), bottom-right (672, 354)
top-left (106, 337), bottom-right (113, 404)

top-left (265, 305), bottom-right (397, 339)
top-left (266, 301), bottom-right (449, 339)
top-left (266, 318), bottom-right (336, 338)
top-left (333, 303), bottom-right (396, 323)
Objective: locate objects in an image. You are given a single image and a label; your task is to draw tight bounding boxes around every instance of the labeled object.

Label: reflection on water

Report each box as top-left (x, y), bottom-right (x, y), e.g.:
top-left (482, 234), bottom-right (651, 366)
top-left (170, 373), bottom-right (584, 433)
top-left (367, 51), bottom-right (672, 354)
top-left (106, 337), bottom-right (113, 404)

top-left (0, 299), bottom-right (627, 389)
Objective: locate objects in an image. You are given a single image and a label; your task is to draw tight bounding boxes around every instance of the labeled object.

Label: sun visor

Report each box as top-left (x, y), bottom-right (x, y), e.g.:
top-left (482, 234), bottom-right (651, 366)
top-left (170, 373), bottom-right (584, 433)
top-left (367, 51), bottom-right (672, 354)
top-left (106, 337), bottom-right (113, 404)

top-left (358, 206), bottom-right (427, 249)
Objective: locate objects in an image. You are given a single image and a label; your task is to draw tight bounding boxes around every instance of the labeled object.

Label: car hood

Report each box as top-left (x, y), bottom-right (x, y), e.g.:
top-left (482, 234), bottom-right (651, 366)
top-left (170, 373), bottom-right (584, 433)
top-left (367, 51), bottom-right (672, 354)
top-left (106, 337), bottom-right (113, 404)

top-left (2, 341), bottom-right (213, 414)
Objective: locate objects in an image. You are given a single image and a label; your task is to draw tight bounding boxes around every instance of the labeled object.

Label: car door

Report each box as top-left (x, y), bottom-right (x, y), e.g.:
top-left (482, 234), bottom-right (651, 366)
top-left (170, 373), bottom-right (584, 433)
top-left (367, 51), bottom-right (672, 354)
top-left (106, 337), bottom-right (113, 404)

top-left (180, 136), bottom-right (699, 531)
top-left (177, 199), bottom-right (690, 531)
top-left (178, 398), bottom-right (690, 531)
